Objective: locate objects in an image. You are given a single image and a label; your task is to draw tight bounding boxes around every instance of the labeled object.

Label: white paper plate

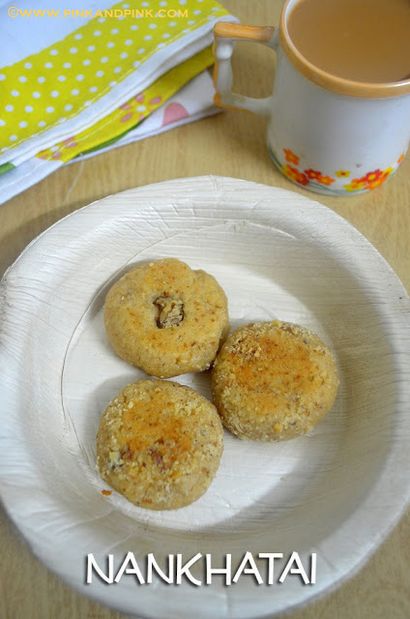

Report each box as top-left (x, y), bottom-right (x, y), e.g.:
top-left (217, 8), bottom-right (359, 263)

top-left (1, 176), bottom-right (409, 618)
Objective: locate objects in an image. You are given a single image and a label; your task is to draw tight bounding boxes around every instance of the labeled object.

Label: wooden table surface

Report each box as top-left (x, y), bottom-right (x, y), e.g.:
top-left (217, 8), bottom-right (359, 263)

top-left (1, 1), bottom-right (409, 618)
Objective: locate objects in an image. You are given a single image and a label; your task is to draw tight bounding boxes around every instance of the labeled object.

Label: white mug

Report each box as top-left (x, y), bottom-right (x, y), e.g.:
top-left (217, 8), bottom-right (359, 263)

top-left (213, 1), bottom-right (410, 196)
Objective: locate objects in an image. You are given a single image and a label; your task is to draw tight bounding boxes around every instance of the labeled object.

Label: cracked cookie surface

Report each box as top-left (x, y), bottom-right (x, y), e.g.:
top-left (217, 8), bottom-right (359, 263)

top-left (104, 258), bottom-right (229, 378)
top-left (212, 321), bottom-right (339, 441)
top-left (96, 379), bottom-right (224, 510)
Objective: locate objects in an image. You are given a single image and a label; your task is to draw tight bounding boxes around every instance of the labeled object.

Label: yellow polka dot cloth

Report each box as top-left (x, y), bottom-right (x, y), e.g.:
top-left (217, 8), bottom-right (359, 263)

top-left (37, 46), bottom-right (213, 162)
top-left (0, 0), bottom-right (229, 161)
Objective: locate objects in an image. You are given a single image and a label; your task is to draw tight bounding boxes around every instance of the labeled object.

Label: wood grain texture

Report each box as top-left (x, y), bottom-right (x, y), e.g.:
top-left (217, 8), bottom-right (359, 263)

top-left (0, 1), bottom-right (409, 618)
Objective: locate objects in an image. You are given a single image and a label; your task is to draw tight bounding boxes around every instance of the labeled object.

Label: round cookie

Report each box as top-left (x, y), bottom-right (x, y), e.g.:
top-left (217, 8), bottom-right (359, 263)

top-left (212, 321), bottom-right (339, 441)
top-left (104, 258), bottom-right (229, 378)
top-left (97, 379), bottom-right (224, 510)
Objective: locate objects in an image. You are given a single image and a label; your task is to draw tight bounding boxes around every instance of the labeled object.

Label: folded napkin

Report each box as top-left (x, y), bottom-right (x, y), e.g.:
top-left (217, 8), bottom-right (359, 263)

top-left (0, 0), bottom-right (234, 168)
top-left (0, 66), bottom-right (217, 204)
top-left (76, 67), bottom-right (218, 162)
top-left (37, 45), bottom-right (213, 162)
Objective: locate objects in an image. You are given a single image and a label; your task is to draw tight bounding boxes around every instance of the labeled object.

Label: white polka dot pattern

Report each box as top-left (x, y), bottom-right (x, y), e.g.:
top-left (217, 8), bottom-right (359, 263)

top-left (0, 0), bottom-right (228, 151)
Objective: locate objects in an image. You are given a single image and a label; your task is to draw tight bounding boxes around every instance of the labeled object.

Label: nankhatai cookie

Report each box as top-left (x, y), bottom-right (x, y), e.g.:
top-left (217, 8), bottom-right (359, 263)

top-left (96, 379), bottom-right (224, 510)
top-left (212, 321), bottom-right (339, 441)
top-left (104, 258), bottom-right (228, 378)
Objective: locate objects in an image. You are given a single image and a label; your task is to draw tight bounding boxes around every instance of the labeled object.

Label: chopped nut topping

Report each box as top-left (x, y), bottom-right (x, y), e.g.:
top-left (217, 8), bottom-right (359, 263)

top-left (154, 295), bottom-right (184, 328)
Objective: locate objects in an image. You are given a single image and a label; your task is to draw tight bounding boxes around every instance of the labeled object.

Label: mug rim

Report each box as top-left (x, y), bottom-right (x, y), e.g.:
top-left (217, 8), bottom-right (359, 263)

top-left (280, 0), bottom-right (410, 99)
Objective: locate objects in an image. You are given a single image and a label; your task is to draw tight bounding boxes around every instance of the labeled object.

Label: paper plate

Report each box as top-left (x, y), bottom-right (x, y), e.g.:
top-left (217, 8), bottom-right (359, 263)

top-left (1, 176), bottom-right (409, 618)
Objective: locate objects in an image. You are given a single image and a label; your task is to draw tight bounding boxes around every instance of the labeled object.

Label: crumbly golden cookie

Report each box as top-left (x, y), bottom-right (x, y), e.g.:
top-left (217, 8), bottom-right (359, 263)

top-left (97, 379), bottom-right (224, 510)
top-left (212, 321), bottom-right (339, 441)
top-left (104, 258), bottom-right (229, 378)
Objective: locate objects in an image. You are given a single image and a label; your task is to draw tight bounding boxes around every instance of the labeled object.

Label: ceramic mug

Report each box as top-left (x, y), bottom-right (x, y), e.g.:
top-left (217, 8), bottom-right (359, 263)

top-left (213, 1), bottom-right (410, 196)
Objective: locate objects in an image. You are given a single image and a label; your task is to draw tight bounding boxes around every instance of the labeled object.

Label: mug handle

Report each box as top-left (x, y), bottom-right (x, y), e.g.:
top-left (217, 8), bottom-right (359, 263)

top-left (213, 22), bottom-right (278, 117)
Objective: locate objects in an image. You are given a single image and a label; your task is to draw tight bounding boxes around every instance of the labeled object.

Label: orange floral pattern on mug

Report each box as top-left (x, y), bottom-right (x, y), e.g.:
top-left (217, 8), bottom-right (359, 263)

top-left (344, 167), bottom-right (394, 192)
top-left (283, 164), bottom-right (309, 185)
top-left (304, 169), bottom-right (335, 186)
top-left (283, 148), bottom-right (300, 166)
top-left (281, 149), bottom-right (336, 188)
top-left (274, 147), bottom-right (407, 194)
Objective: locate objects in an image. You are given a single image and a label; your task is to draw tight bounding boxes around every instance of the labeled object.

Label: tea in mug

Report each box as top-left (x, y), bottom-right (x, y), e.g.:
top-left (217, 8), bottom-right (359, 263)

top-left (287, 0), bottom-right (410, 83)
